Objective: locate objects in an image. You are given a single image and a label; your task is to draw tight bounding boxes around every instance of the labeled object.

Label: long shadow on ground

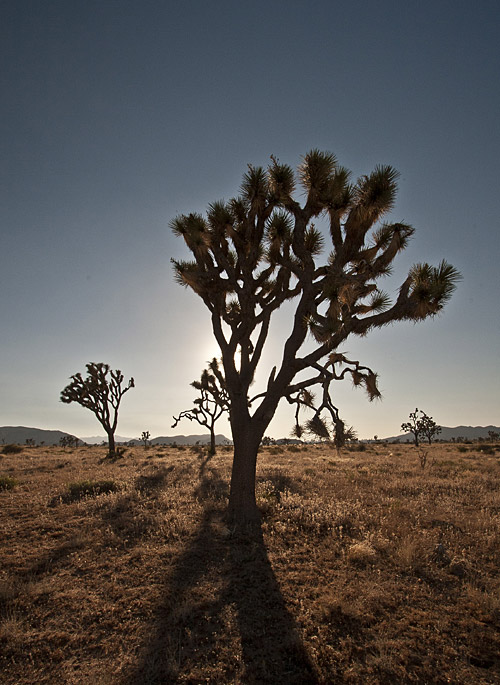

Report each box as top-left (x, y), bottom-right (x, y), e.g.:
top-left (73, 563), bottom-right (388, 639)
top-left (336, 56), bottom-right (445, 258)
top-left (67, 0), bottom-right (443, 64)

top-left (124, 464), bottom-right (317, 684)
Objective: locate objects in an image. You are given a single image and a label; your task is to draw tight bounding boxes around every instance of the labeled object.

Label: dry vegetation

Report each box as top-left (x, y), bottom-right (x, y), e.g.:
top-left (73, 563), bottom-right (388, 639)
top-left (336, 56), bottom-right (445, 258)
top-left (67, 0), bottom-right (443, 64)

top-left (1, 441), bottom-right (499, 683)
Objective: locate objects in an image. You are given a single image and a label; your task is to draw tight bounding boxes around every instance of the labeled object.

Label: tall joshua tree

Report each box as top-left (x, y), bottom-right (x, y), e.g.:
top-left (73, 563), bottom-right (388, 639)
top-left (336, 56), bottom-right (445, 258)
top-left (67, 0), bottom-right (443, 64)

top-left (172, 150), bottom-right (461, 524)
top-left (61, 362), bottom-right (134, 457)
top-left (172, 358), bottom-right (230, 456)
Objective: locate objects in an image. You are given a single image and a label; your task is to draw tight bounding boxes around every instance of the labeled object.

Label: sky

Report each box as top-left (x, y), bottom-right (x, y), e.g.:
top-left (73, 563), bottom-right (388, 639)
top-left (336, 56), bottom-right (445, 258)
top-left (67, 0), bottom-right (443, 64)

top-left (1, 0), bottom-right (499, 441)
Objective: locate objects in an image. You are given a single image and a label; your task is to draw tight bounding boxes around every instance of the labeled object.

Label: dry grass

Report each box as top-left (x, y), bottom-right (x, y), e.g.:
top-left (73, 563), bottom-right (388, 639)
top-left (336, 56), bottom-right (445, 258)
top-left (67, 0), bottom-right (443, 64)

top-left (1, 441), bottom-right (499, 683)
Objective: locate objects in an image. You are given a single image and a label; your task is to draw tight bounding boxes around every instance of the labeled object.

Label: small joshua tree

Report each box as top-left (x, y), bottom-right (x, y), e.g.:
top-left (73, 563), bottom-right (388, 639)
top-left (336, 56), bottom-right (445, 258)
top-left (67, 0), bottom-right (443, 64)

top-left (172, 358), bottom-right (230, 456)
top-left (401, 409), bottom-right (422, 446)
top-left (141, 431), bottom-right (151, 448)
top-left (59, 435), bottom-right (79, 448)
top-left (418, 412), bottom-right (441, 445)
top-left (61, 363), bottom-right (134, 458)
top-left (402, 408), bottom-right (440, 446)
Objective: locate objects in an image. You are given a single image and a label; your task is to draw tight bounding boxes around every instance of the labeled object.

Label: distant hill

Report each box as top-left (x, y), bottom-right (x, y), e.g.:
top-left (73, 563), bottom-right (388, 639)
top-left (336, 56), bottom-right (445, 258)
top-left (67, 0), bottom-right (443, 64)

top-left (0, 427), bottom-right (232, 447)
top-left (82, 435), bottom-right (135, 445)
top-left (0, 426), bottom-right (79, 446)
top-left (127, 434), bottom-right (231, 446)
top-left (385, 425), bottom-right (500, 442)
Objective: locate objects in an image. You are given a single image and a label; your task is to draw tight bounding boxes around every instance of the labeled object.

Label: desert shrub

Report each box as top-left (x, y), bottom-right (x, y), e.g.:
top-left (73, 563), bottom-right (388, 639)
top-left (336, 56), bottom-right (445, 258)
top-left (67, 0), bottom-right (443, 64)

top-left (477, 444), bottom-right (495, 455)
top-left (347, 539), bottom-right (377, 566)
top-left (65, 479), bottom-right (119, 501)
top-left (2, 444), bottom-right (23, 455)
top-left (0, 475), bottom-right (18, 490)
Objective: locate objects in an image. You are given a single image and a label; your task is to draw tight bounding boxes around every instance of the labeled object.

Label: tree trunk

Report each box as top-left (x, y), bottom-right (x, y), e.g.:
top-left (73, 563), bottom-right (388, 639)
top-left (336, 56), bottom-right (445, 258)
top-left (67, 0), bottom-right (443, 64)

top-left (228, 431), bottom-right (262, 525)
top-left (107, 431), bottom-right (116, 457)
top-left (226, 383), bottom-right (282, 526)
top-left (209, 426), bottom-right (216, 456)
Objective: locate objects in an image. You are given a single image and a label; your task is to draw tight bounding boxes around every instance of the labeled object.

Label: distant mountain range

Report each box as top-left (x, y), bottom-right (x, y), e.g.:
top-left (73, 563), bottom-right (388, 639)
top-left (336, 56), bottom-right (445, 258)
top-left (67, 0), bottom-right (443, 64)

top-left (385, 425), bottom-right (500, 442)
top-left (0, 426), bottom-right (231, 446)
top-left (123, 434), bottom-right (231, 446)
top-left (1, 425), bottom-right (498, 447)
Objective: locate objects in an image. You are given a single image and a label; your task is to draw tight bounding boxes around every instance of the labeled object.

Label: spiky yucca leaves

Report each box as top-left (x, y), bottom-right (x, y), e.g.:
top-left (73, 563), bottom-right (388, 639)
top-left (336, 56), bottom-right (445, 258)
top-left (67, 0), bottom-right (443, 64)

top-left (408, 260), bottom-right (462, 318)
top-left (268, 156), bottom-right (295, 201)
top-left (171, 151), bottom-right (460, 523)
top-left (286, 354), bottom-right (379, 447)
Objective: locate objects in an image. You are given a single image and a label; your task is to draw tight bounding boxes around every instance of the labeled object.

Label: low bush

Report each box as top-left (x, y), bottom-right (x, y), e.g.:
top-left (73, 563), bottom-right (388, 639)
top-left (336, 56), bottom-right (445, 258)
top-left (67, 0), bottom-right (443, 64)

top-left (65, 480), bottom-right (119, 501)
top-left (2, 444), bottom-right (23, 455)
top-left (477, 444), bottom-right (496, 455)
top-left (0, 475), bottom-right (18, 490)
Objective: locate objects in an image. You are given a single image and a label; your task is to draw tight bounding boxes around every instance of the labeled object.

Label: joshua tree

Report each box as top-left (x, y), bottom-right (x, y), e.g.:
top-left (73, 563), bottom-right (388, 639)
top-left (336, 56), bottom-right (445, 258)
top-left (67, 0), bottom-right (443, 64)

top-left (401, 408), bottom-right (422, 446)
top-left (172, 358), bottom-right (230, 456)
top-left (401, 408), bottom-right (441, 446)
top-left (418, 412), bottom-right (441, 445)
top-left (59, 435), bottom-right (79, 448)
top-left (61, 363), bottom-right (134, 457)
top-left (141, 431), bottom-right (151, 448)
top-left (172, 150), bottom-right (460, 524)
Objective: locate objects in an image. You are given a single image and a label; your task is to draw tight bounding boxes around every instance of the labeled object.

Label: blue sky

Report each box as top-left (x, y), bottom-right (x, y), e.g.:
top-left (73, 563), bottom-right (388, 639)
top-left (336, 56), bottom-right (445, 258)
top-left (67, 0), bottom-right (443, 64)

top-left (1, 0), bottom-right (499, 440)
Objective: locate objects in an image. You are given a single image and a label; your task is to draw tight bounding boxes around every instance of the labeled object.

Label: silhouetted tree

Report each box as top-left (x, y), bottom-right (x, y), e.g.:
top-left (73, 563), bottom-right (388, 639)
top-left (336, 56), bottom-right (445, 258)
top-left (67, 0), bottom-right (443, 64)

top-left (172, 359), bottom-right (230, 456)
top-left (172, 150), bottom-right (460, 524)
top-left (59, 435), bottom-right (78, 448)
top-left (60, 363), bottom-right (134, 457)
top-left (401, 408), bottom-right (441, 446)
top-left (401, 408), bottom-right (422, 446)
top-left (141, 431), bottom-right (151, 448)
top-left (419, 412), bottom-right (441, 445)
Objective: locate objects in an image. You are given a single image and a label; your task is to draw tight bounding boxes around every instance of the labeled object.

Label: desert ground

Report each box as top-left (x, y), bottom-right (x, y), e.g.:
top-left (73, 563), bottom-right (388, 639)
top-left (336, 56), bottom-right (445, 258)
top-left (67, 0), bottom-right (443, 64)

top-left (1, 440), bottom-right (499, 683)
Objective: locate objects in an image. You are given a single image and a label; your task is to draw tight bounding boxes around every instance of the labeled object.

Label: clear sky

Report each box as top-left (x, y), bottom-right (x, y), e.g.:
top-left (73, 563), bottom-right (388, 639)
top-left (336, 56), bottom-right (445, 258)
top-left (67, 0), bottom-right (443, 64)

top-left (1, 0), bottom-right (499, 440)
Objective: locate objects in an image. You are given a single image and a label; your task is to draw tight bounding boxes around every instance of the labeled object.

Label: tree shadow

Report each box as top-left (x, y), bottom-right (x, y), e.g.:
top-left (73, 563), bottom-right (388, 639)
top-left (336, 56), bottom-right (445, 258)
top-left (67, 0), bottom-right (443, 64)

top-left (134, 464), bottom-right (174, 493)
top-left (124, 467), bottom-right (318, 684)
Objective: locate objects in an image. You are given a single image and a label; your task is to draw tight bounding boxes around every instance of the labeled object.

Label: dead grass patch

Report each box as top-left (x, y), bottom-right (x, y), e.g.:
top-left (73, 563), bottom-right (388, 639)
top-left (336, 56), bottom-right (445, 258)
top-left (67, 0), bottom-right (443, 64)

top-left (0, 442), bottom-right (499, 683)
